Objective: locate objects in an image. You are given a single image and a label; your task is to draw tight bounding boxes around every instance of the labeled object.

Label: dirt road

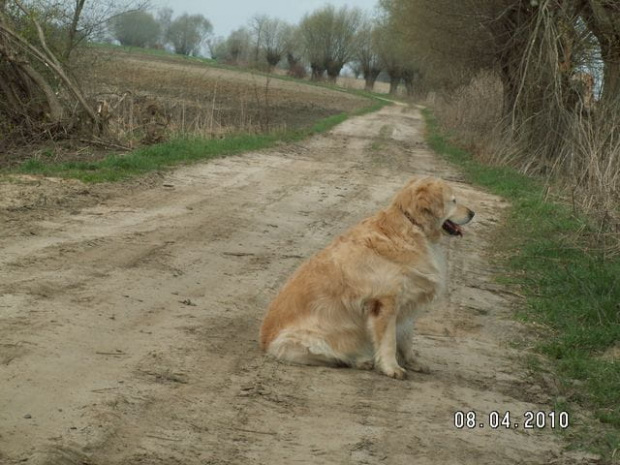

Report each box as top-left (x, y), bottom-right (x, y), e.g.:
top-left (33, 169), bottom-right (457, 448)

top-left (0, 105), bottom-right (584, 464)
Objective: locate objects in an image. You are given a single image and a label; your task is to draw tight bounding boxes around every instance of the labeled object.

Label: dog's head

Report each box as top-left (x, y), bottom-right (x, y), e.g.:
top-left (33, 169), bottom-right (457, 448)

top-left (393, 176), bottom-right (475, 241)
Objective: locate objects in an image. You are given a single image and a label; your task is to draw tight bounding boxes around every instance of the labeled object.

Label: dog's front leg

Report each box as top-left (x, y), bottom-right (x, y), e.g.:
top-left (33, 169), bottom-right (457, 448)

top-left (397, 315), bottom-right (430, 374)
top-left (368, 297), bottom-right (406, 380)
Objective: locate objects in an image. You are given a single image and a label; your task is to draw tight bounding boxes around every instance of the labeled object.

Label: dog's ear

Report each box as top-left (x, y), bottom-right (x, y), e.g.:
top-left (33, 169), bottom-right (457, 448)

top-left (412, 183), bottom-right (444, 222)
top-left (393, 186), bottom-right (414, 214)
top-left (392, 178), bottom-right (444, 241)
top-left (394, 180), bottom-right (443, 217)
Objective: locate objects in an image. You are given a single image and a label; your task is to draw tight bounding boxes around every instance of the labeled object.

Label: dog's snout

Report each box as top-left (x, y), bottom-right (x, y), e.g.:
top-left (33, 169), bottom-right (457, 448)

top-left (468, 209), bottom-right (475, 220)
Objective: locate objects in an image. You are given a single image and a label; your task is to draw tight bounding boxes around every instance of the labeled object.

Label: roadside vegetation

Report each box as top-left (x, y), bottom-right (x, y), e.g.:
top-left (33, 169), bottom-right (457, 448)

top-left (424, 109), bottom-right (620, 461)
top-left (376, 1), bottom-right (619, 460)
top-left (15, 102), bottom-right (386, 183)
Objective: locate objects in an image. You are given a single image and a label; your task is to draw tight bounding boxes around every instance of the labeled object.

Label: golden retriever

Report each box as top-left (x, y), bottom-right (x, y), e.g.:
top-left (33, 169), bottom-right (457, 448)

top-left (260, 176), bottom-right (474, 379)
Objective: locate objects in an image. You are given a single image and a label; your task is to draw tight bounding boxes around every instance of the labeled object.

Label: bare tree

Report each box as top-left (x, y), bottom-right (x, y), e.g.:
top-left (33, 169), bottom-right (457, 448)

top-left (375, 19), bottom-right (405, 94)
top-left (63, 0), bottom-right (86, 60)
top-left (63, 0), bottom-right (150, 59)
top-left (355, 16), bottom-right (382, 91)
top-left (166, 12), bottom-right (212, 56)
top-left (249, 13), bottom-right (268, 64)
top-left (222, 27), bottom-right (252, 64)
top-left (300, 5), bottom-right (363, 82)
top-left (299, 9), bottom-right (329, 80)
top-left (156, 7), bottom-right (173, 46)
top-left (282, 25), bottom-right (305, 77)
top-left (111, 10), bottom-right (160, 48)
top-left (261, 18), bottom-right (291, 69)
top-left (206, 35), bottom-right (224, 60)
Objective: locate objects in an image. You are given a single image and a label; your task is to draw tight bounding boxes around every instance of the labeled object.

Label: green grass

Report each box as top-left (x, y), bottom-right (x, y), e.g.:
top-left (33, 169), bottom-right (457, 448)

top-left (423, 108), bottom-right (620, 460)
top-left (10, 100), bottom-right (388, 183)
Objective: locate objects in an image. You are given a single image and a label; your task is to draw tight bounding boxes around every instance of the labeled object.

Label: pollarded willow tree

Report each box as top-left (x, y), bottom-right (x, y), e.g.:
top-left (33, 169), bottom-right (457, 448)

top-left (299, 5), bottom-right (363, 82)
top-left (261, 18), bottom-right (292, 69)
top-left (166, 13), bottom-right (212, 56)
top-left (247, 15), bottom-right (292, 69)
top-left (354, 16), bottom-right (382, 91)
top-left (110, 10), bottom-right (161, 48)
top-left (219, 27), bottom-right (252, 64)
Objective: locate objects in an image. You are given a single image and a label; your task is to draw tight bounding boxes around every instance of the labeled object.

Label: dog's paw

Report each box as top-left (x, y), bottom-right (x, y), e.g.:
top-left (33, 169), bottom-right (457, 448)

top-left (383, 365), bottom-right (407, 380)
top-left (404, 359), bottom-right (431, 374)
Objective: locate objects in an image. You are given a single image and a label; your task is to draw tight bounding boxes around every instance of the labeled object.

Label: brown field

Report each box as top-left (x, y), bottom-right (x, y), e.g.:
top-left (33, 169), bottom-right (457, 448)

top-left (0, 47), bottom-right (375, 169)
top-left (76, 47), bottom-right (372, 142)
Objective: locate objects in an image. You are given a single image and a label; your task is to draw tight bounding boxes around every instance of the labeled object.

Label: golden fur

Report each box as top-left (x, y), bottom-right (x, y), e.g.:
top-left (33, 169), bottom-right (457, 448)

top-left (259, 176), bottom-right (474, 379)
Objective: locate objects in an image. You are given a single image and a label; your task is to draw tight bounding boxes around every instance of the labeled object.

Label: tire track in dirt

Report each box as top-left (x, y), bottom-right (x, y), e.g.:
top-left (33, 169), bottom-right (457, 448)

top-left (0, 105), bottom-right (587, 464)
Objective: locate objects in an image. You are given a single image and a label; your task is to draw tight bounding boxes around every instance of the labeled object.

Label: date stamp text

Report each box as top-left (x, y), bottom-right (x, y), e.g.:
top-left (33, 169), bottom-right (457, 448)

top-left (453, 411), bottom-right (569, 430)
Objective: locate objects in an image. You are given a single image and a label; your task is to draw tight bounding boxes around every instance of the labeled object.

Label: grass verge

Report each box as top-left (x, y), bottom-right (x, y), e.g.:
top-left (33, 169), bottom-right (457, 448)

top-left (10, 100), bottom-right (387, 183)
top-left (422, 108), bottom-right (620, 461)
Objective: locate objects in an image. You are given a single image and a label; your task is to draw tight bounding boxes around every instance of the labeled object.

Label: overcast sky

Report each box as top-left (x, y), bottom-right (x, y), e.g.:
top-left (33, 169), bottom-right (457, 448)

top-left (154, 0), bottom-right (380, 38)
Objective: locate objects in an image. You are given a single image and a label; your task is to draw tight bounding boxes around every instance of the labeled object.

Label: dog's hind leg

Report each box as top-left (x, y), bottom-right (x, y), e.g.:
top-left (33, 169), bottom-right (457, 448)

top-left (266, 329), bottom-right (349, 367)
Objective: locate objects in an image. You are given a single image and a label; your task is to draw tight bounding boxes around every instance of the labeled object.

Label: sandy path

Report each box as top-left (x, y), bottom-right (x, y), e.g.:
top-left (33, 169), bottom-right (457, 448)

top-left (0, 105), bottom-right (577, 464)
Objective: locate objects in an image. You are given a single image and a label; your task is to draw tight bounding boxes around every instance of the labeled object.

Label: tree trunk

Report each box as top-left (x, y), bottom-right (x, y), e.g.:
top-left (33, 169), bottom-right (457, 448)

top-left (287, 52), bottom-right (299, 68)
top-left (0, 37), bottom-right (64, 121)
top-left (310, 63), bottom-right (325, 81)
top-left (364, 76), bottom-right (376, 91)
top-left (388, 74), bottom-right (401, 94)
top-left (62, 0), bottom-right (86, 61)
top-left (363, 67), bottom-right (380, 91)
top-left (401, 68), bottom-right (418, 97)
top-left (579, 0), bottom-right (620, 105)
top-left (15, 60), bottom-right (65, 121)
top-left (326, 61), bottom-right (342, 83)
top-left (598, 37), bottom-right (620, 105)
top-left (0, 69), bottom-right (26, 114)
top-left (386, 63), bottom-right (402, 95)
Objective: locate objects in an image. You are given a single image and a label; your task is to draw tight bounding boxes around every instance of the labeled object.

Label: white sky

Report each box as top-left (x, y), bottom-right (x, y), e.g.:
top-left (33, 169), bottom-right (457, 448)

top-left (153, 0), bottom-right (380, 38)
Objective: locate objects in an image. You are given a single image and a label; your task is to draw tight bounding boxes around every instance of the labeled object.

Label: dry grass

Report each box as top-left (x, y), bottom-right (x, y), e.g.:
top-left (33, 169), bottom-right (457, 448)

top-left (337, 76), bottom-right (392, 94)
top-left (426, 71), bottom-right (620, 255)
top-left (427, 71), bottom-right (504, 156)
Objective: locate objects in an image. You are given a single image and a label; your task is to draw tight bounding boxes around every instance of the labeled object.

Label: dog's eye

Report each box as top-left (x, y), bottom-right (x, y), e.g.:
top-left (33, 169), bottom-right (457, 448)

top-left (452, 198), bottom-right (457, 203)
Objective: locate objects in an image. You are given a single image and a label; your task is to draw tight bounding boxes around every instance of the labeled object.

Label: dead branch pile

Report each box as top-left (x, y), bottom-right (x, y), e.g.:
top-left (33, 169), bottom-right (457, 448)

top-left (0, 0), bottom-right (99, 145)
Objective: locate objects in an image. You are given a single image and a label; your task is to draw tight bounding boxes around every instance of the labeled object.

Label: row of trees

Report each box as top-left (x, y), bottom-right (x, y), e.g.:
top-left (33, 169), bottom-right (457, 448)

top-left (107, 5), bottom-right (416, 93)
top-left (380, 0), bottom-right (619, 116)
top-left (378, 0), bottom-right (620, 225)
top-left (105, 4), bottom-right (439, 95)
top-left (212, 6), bottom-right (417, 91)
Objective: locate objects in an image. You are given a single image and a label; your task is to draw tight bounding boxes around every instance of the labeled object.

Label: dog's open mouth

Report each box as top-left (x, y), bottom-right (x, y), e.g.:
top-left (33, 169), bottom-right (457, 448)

top-left (442, 220), bottom-right (463, 237)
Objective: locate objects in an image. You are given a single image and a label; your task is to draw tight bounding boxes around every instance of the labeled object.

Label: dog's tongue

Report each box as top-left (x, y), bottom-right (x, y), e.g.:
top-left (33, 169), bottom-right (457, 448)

top-left (442, 220), bottom-right (463, 237)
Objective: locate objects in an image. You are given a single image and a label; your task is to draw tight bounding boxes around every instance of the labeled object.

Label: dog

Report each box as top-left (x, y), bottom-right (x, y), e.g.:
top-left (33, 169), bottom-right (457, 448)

top-left (259, 176), bottom-right (474, 379)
